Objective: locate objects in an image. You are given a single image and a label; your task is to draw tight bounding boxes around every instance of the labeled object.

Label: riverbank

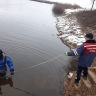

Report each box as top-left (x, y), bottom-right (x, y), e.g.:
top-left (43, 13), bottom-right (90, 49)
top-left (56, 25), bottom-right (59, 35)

top-left (56, 9), bottom-right (86, 49)
top-left (30, 0), bottom-right (62, 4)
top-left (56, 9), bottom-right (96, 96)
top-left (56, 9), bottom-right (96, 49)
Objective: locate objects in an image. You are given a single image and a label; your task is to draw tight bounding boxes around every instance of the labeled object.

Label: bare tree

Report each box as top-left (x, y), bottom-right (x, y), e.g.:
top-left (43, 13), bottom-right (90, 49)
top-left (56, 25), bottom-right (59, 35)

top-left (91, 0), bottom-right (96, 10)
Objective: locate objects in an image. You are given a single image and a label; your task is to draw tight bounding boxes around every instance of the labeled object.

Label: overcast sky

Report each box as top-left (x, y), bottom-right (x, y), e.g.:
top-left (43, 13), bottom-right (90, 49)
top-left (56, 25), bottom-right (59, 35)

top-left (47, 0), bottom-right (94, 9)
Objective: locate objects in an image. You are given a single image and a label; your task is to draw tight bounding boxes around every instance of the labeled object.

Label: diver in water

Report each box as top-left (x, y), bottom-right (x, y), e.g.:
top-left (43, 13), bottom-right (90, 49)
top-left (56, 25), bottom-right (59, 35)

top-left (0, 49), bottom-right (14, 77)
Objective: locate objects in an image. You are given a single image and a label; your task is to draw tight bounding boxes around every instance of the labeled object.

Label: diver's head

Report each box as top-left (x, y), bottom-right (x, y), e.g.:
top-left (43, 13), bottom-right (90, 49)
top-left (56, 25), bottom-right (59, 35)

top-left (0, 49), bottom-right (3, 59)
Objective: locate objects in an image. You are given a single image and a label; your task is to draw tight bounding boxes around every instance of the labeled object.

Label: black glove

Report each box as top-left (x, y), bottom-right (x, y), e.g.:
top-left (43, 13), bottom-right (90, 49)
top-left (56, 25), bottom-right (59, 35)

top-left (10, 69), bottom-right (14, 75)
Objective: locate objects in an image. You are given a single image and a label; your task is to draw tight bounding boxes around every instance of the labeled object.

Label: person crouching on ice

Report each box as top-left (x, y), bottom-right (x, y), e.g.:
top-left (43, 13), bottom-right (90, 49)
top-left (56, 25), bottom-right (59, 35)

top-left (0, 49), bottom-right (14, 77)
top-left (64, 33), bottom-right (96, 86)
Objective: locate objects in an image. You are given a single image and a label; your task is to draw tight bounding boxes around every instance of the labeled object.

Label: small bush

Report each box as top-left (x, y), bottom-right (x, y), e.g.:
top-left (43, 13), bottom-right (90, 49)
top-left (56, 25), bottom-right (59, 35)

top-left (73, 4), bottom-right (81, 9)
top-left (52, 4), bottom-right (64, 15)
top-left (52, 3), bottom-right (81, 16)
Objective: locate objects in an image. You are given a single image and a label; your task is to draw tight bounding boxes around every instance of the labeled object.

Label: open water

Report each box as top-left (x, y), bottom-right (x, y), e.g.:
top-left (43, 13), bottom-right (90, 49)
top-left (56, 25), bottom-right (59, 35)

top-left (0, 0), bottom-right (70, 96)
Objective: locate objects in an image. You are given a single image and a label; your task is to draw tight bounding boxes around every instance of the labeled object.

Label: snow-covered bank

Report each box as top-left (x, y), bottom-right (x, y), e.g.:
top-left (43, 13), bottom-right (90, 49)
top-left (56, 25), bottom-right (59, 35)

top-left (56, 9), bottom-right (85, 48)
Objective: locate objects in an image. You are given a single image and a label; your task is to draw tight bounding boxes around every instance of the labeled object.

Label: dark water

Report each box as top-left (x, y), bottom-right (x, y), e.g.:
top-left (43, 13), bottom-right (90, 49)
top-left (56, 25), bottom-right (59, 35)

top-left (0, 0), bottom-right (70, 96)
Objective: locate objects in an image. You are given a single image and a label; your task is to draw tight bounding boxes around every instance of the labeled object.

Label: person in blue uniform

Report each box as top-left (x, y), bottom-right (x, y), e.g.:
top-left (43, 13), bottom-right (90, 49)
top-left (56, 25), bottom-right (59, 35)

top-left (0, 49), bottom-right (14, 77)
top-left (65, 33), bottom-right (96, 86)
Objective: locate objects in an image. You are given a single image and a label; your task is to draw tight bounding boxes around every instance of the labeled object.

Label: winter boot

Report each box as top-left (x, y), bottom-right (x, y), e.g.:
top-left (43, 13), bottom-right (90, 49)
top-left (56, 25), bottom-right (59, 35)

top-left (81, 74), bottom-right (87, 80)
top-left (74, 79), bottom-right (79, 86)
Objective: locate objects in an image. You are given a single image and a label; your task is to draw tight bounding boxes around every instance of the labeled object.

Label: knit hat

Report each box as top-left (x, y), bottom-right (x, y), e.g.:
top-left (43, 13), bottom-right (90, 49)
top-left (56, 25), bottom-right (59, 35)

top-left (85, 33), bottom-right (93, 39)
top-left (0, 49), bottom-right (3, 60)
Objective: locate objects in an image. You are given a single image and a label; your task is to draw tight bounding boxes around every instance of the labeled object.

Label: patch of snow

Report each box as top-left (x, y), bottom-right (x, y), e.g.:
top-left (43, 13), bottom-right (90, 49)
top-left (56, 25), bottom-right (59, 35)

top-left (65, 9), bottom-right (83, 14)
top-left (56, 9), bottom-right (86, 47)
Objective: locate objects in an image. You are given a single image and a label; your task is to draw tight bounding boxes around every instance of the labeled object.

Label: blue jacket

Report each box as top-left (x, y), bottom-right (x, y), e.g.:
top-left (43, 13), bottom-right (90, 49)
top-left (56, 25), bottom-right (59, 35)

top-left (0, 56), bottom-right (14, 73)
top-left (67, 40), bottom-right (96, 67)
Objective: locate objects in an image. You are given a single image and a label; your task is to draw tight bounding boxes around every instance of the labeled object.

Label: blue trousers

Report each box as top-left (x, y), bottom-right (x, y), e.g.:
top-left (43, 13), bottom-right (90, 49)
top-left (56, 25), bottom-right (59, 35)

top-left (76, 65), bottom-right (88, 81)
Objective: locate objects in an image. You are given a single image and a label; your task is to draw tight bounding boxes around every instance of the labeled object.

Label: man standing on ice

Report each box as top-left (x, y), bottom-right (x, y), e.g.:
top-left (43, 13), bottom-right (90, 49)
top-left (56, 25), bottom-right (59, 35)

top-left (65, 33), bottom-right (96, 86)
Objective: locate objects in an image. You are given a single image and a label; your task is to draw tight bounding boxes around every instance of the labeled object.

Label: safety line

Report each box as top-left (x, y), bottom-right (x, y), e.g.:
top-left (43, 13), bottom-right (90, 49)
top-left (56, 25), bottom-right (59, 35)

top-left (1, 54), bottom-right (64, 78)
top-left (14, 54), bottom-right (64, 73)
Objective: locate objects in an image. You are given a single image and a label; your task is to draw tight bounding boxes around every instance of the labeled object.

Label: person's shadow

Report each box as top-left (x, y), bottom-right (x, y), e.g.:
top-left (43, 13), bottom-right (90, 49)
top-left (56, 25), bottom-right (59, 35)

top-left (0, 77), bottom-right (13, 95)
top-left (0, 76), bottom-right (36, 96)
